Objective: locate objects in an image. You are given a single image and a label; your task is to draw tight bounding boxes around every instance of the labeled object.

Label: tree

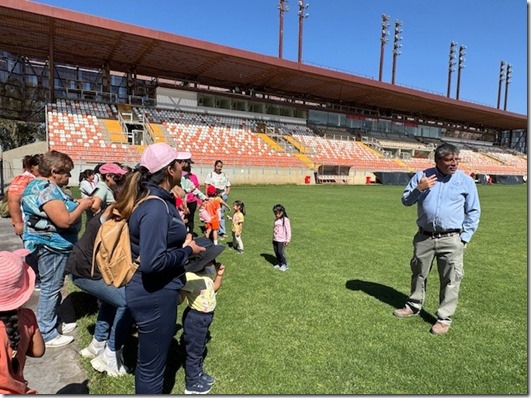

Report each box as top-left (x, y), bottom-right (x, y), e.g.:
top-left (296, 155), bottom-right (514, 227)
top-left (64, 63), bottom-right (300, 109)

top-left (0, 119), bottom-right (46, 150)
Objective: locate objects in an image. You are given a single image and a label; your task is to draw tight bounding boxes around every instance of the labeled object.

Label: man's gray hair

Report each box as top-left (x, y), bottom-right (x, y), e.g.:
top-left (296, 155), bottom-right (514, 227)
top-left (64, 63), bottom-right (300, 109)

top-left (434, 143), bottom-right (460, 160)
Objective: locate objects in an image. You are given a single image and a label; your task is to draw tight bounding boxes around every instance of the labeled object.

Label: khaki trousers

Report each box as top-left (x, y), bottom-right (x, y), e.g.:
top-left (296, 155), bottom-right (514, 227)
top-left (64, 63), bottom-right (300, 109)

top-left (406, 231), bottom-right (465, 324)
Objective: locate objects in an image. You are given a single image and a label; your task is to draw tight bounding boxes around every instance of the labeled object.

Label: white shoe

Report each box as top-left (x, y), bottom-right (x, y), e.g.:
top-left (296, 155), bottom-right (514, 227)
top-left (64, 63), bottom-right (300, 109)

top-left (60, 322), bottom-right (77, 334)
top-left (80, 338), bottom-right (106, 359)
top-left (90, 347), bottom-right (128, 377)
top-left (279, 265), bottom-right (288, 272)
top-left (273, 264), bottom-right (280, 270)
top-left (45, 334), bottom-right (74, 348)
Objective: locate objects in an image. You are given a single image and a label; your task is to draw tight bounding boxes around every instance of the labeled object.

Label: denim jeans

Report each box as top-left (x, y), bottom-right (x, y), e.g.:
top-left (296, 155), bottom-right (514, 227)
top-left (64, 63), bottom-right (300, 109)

top-left (36, 247), bottom-right (68, 342)
top-left (71, 275), bottom-right (132, 351)
top-left (182, 307), bottom-right (214, 386)
top-left (219, 194), bottom-right (228, 235)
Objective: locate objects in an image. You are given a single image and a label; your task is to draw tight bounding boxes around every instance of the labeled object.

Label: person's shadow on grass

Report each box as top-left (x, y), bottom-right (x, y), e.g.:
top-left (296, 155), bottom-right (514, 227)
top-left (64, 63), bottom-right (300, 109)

top-left (260, 253), bottom-right (277, 266)
top-left (56, 379), bottom-right (90, 394)
top-left (345, 279), bottom-right (436, 324)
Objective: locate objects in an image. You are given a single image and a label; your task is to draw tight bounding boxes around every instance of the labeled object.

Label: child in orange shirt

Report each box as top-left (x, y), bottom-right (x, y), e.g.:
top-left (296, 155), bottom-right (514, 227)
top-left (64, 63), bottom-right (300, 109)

top-left (203, 186), bottom-right (229, 245)
top-left (0, 249), bottom-right (45, 394)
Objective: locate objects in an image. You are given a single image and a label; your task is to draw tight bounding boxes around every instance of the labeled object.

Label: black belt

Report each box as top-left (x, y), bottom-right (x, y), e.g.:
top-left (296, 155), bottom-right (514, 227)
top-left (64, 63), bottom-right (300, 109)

top-left (420, 228), bottom-right (461, 238)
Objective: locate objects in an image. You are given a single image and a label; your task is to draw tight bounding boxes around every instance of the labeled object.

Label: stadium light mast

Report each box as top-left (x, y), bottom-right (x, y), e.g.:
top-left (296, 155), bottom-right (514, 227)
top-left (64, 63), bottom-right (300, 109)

top-left (297, 0), bottom-right (309, 63)
top-left (278, 0), bottom-right (289, 59)
top-left (504, 63), bottom-right (512, 111)
top-left (456, 44), bottom-right (466, 100)
top-left (446, 41), bottom-right (457, 97)
top-left (496, 61), bottom-right (506, 109)
top-left (391, 19), bottom-right (402, 85)
top-left (378, 14), bottom-right (390, 82)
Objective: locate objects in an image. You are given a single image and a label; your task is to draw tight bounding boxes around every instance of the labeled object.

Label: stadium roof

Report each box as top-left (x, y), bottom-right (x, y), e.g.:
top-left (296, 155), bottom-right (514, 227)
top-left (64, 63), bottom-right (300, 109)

top-left (0, 0), bottom-right (526, 131)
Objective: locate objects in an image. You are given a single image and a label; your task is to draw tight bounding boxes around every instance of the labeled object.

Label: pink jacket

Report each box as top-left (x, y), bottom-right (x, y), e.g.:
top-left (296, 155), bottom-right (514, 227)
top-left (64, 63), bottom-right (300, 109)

top-left (273, 217), bottom-right (291, 243)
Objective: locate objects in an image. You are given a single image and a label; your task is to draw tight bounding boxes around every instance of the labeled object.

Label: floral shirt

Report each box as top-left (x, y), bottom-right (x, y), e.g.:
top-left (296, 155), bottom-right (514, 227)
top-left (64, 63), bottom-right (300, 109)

top-left (21, 179), bottom-right (81, 253)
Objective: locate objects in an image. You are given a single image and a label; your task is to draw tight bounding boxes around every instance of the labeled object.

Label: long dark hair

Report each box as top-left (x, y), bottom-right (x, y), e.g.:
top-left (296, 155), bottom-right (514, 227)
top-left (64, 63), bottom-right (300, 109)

top-left (113, 161), bottom-right (176, 220)
top-left (0, 310), bottom-right (21, 373)
top-left (273, 204), bottom-right (288, 226)
top-left (234, 200), bottom-right (246, 216)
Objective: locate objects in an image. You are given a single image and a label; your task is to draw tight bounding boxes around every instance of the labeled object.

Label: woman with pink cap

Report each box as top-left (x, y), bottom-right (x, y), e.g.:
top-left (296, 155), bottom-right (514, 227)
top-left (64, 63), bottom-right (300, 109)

top-left (113, 143), bottom-right (205, 394)
top-left (90, 162), bottom-right (128, 216)
top-left (0, 249), bottom-right (45, 394)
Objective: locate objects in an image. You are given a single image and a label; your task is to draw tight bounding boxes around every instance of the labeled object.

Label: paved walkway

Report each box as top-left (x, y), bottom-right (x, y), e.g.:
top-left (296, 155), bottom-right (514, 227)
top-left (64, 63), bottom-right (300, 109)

top-left (0, 216), bottom-right (89, 394)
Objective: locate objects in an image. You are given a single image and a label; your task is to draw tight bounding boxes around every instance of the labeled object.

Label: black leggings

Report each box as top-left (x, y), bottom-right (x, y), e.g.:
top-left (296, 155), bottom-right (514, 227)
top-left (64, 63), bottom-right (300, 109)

top-left (186, 201), bottom-right (197, 234)
top-left (273, 241), bottom-right (288, 266)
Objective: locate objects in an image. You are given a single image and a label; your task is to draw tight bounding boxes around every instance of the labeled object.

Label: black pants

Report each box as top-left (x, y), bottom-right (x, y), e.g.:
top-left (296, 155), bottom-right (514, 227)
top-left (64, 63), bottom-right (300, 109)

top-left (186, 200), bottom-right (197, 235)
top-left (182, 307), bottom-right (214, 386)
top-left (273, 240), bottom-right (288, 266)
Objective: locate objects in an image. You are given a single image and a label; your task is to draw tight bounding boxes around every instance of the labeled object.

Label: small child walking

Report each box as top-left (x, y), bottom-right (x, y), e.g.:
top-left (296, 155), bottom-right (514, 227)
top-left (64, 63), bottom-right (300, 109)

top-left (227, 200), bottom-right (245, 254)
top-left (204, 186), bottom-right (229, 245)
top-left (272, 204), bottom-right (291, 271)
top-left (179, 237), bottom-right (226, 394)
top-left (0, 249), bottom-right (45, 394)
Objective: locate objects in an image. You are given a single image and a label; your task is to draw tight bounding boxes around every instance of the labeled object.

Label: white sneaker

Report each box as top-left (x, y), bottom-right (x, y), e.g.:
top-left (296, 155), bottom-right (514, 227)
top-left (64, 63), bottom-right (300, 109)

top-left (80, 338), bottom-right (106, 359)
top-left (60, 322), bottom-right (77, 334)
top-left (45, 334), bottom-right (74, 348)
top-left (273, 264), bottom-right (280, 270)
top-left (90, 348), bottom-right (128, 377)
top-left (279, 265), bottom-right (288, 272)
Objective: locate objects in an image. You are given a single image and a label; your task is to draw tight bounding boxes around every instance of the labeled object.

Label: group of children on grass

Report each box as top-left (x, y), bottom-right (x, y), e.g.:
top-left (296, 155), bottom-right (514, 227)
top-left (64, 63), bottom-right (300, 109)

top-left (0, 198), bottom-right (291, 394)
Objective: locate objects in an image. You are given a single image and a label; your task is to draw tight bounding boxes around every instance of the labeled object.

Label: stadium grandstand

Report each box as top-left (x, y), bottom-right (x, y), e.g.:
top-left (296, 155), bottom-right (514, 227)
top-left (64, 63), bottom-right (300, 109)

top-left (0, 0), bottom-right (527, 186)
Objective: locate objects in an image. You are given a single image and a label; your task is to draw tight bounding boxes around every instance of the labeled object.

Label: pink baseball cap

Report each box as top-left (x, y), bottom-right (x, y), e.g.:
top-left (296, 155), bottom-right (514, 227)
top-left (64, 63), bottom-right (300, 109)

top-left (0, 249), bottom-right (35, 311)
top-left (99, 163), bottom-right (127, 175)
top-left (140, 143), bottom-right (191, 173)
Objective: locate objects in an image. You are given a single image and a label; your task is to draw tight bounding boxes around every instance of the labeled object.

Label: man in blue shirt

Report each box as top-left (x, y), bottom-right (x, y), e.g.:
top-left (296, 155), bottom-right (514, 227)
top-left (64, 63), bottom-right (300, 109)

top-left (393, 143), bottom-right (481, 335)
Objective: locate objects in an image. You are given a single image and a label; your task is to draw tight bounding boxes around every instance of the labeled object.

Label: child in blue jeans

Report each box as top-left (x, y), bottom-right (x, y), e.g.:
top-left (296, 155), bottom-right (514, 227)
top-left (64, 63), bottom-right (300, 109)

top-left (179, 237), bottom-right (225, 394)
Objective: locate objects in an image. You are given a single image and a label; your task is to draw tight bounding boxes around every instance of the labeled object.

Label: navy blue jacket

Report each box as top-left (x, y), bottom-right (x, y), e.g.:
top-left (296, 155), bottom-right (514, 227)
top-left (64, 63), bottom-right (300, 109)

top-left (128, 184), bottom-right (192, 291)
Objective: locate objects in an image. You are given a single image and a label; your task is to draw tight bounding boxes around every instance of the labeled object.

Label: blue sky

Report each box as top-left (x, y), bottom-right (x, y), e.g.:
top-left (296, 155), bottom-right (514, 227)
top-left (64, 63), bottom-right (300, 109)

top-left (33, 0), bottom-right (527, 116)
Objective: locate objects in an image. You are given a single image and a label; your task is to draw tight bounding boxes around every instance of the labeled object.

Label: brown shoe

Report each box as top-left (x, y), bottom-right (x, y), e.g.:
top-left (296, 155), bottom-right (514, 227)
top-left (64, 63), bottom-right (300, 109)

top-left (430, 321), bottom-right (450, 335)
top-left (393, 306), bottom-right (418, 318)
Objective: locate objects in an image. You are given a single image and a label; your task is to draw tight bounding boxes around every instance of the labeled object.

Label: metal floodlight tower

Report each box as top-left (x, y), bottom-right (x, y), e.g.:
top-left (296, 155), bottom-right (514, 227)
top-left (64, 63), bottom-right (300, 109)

top-left (278, 0), bottom-right (289, 59)
top-left (456, 44), bottom-right (466, 100)
top-left (297, 0), bottom-right (309, 63)
top-left (446, 41), bottom-right (457, 97)
top-left (504, 63), bottom-right (512, 111)
top-left (391, 19), bottom-right (402, 85)
top-left (497, 61), bottom-right (506, 109)
top-left (378, 14), bottom-right (390, 81)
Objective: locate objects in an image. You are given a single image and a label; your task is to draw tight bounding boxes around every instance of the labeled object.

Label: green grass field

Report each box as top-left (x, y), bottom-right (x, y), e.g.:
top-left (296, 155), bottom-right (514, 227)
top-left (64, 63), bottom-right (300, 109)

top-left (70, 184), bottom-right (528, 394)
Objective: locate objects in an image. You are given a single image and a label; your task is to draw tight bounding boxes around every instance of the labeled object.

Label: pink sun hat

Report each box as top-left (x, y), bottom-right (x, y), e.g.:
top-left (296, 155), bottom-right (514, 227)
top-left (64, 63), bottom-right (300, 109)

top-left (0, 249), bottom-right (35, 311)
top-left (140, 143), bottom-right (192, 174)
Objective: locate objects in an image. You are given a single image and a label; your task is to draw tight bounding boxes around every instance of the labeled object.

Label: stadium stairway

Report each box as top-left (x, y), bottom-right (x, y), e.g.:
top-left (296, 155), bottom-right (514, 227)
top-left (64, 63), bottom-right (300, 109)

top-left (392, 157), bottom-right (410, 171)
top-left (257, 133), bottom-right (284, 151)
top-left (283, 135), bottom-right (311, 154)
top-left (149, 123), bottom-right (167, 144)
top-left (294, 153), bottom-right (315, 169)
top-left (103, 119), bottom-right (127, 143)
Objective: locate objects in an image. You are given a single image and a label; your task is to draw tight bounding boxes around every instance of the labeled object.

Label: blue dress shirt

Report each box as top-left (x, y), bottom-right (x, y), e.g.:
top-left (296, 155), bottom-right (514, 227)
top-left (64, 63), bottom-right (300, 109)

top-left (402, 167), bottom-right (481, 243)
